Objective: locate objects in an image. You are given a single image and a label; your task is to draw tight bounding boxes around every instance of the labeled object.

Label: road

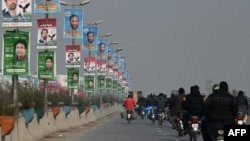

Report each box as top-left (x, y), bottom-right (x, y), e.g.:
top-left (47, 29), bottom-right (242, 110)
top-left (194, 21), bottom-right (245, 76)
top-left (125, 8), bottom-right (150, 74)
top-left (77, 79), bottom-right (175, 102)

top-left (40, 112), bottom-right (203, 141)
top-left (40, 112), bottom-right (250, 141)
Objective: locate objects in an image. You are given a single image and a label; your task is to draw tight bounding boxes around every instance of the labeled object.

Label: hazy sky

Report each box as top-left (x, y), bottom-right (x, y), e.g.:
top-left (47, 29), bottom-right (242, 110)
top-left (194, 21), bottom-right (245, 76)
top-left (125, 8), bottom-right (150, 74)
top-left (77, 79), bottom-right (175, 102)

top-left (1, 0), bottom-right (250, 97)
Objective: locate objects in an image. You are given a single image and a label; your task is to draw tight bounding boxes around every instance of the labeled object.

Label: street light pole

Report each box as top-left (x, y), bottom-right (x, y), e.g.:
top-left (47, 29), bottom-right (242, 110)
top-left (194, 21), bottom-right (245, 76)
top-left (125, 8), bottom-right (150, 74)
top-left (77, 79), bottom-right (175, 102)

top-left (61, 0), bottom-right (90, 107)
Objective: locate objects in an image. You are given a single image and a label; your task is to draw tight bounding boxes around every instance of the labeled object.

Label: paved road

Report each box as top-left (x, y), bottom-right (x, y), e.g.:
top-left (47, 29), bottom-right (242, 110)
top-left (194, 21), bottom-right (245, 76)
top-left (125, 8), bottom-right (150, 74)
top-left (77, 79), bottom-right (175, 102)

top-left (39, 112), bottom-right (202, 141)
top-left (39, 112), bottom-right (250, 141)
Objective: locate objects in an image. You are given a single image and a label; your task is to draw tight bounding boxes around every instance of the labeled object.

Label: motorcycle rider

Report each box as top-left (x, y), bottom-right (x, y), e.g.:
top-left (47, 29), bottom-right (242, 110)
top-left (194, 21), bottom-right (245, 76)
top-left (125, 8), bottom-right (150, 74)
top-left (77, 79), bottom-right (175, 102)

top-left (201, 84), bottom-right (219, 141)
top-left (155, 93), bottom-right (167, 119)
top-left (136, 94), bottom-right (147, 115)
top-left (204, 81), bottom-right (238, 140)
top-left (235, 90), bottom-right (249, 124)
top-left (145, 93), bottom-right (157, 119)
top-left (181, 85), bottom-right (204, 134)
top-left (169, 87), bottom-right (186, 129)
top-left (123, 93), bottom-right (136, 119)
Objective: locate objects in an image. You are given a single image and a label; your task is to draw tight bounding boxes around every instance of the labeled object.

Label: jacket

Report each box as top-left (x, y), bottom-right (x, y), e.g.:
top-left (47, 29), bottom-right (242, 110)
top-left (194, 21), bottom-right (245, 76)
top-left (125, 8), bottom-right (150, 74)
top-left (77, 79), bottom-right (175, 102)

top-left (123, 98), bottom-right (135, 109)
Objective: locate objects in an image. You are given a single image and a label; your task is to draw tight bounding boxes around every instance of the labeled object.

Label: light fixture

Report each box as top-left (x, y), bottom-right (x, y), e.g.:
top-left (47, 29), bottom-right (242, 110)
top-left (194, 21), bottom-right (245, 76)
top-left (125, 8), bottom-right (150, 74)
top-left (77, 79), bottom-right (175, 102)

top-left (87, 20), bottom-right (103, 26)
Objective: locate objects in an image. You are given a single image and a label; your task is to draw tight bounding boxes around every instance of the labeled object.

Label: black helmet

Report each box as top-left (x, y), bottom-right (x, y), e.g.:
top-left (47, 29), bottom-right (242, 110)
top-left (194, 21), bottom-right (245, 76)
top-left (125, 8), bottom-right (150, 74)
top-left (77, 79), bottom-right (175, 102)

top-left (178, 87), bottom-right (185, 94)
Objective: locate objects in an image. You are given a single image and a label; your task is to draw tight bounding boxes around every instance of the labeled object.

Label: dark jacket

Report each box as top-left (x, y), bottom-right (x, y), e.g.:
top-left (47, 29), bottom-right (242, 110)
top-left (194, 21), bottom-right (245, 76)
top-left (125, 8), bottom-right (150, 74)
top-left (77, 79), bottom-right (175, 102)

top-left (182, 91), bottom-right (204, 117)
top-left (156, 94), bottom-right (167, 110)
top-left (146, 95), bottom-right (156, 107)
top-left (235, 92), bottom-right (249, 115)
top-left (169, 93), bottom-right (185, 116)
top-left (137, 97), bottom-right (147, 107)
top-left (204, 91), bottom-right (238, 122)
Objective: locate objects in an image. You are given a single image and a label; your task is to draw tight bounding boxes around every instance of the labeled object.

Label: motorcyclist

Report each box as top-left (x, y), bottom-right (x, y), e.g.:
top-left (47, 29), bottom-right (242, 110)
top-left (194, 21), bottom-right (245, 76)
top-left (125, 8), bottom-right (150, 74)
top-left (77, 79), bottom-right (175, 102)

top-left (181, 85), bottom-right (204, 134)
top-left (136, 94), bottom-right (147, 115)
top-left (169, 87), bottom-right (186, 129)
top-left (235, 90), bottom-right (249, 124)
top-left (204, 81), bottom-right (238, 140)
top-left (123, 93), bottom-right (136, 117)
top-left (155, 93), bottom-right (167, 118)
top-left (145, 93), bottom-right (157, 119)
top-left (201, 84), bottom-right (219, 141)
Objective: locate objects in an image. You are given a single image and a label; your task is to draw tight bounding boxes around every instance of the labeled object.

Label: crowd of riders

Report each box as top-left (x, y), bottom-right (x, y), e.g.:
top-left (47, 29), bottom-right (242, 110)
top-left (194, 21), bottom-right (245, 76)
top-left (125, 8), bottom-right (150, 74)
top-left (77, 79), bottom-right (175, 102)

top-left (123, 80), bottom-right (249, 141)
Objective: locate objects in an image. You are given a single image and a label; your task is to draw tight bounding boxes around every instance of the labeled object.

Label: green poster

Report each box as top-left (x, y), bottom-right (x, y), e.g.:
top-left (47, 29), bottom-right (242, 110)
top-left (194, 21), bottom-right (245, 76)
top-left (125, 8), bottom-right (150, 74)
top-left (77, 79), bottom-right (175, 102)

top-left (67, 68), bottom-right (79, 89)
top-left (105, 77), bottom-right (112, 89)
top-left (118, 83), bottom-right (122, 93)
top-left (38, 51), bottom-right (55, 79)
top-left (84, 75), bottom-right (95, 93)
top-left (122, 86), bottom-right (125, 94)
top-left (97, 75), bottom-right (105, 89)
top-left (3, 32), bottom-right (30, 75)
top-left (112, 79), bottom-right (118, 91)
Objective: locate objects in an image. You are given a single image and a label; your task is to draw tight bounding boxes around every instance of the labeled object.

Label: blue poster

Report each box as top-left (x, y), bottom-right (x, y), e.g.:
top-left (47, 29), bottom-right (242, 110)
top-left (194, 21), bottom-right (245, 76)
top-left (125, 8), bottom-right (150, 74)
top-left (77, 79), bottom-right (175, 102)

top-left (82, 26), bottom-right (98, 52)
top-left (63, 8), bottom-right (83, 39)
top-left (96, 38), bottom-right (108, 60)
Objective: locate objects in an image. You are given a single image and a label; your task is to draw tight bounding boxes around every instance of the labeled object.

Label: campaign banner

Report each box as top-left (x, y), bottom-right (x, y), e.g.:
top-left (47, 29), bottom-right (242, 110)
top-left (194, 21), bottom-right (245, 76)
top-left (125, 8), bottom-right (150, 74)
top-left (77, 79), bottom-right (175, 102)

top-left (112, 79), bottom-right (118, 91)
top-left (2, 0), bottom-right (32, 27)
top-left (107, 47), bottom-right (115, 65)
top-left (83, 56), bottom-right (96, 74)
top-left (34, 0), bottom-right (61, 14)
top-left (38, 51), bottom-right (56, 79)
top-left (96, 38), bottom-right (108, 60)
top-left (84, 75), bottom-right (95, 94)
top-left (2, 31), bottom-right (30, 75)
top-left (97, 75), bottom-right (105, 89)
top-left (106, 65), bottom-right (113, 77)
top-left (67, 68), bottom-right (79, 89)
top-left (96, 60), bottom-right (107, 75)
top-left (105, 77), bottom-right (112, 89)
top-left (37, 18), bottom-right (57, 49)
top-left (63, 8), bottom-right (83, 39)
top-left (113, 68), bottom-right (118, 80)
top-left (82, 26), bottom-right (98, 52)
top-left (65, 45), bottom-right (81, 67)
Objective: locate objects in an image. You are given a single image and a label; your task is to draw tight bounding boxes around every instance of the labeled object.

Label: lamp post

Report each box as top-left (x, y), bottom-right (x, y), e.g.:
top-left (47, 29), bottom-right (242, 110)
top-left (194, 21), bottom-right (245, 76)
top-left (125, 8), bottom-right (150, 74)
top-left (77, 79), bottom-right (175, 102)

top-left (61, 0), bottom-right (90, 107)
top-left (98, 32), bottom-right (113, 111)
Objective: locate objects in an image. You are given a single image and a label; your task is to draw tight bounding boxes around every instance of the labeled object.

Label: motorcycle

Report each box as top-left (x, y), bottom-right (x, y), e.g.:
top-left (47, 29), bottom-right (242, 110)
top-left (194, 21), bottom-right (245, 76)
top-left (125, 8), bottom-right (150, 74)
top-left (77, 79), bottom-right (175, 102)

top-left (140, 106), bottom-right (146, 119)
top-left (157, 109), bottom-right (164, 125)
top-left (144, 106), bottom-right (157, 124)
top-left (188, 116), bottom-right (201, 141)
top-left (235, 112), bottom-right (244, 125)
top-left (210, 130), bottom-right (224, 141)
top-left (176, 112), bottom-right (184, 136)
top-left (165, 107), bottom-right (171, 121)
top-left (126, 109), bottom-right (133, 124)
